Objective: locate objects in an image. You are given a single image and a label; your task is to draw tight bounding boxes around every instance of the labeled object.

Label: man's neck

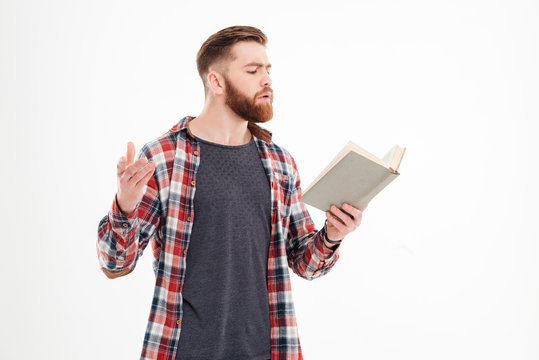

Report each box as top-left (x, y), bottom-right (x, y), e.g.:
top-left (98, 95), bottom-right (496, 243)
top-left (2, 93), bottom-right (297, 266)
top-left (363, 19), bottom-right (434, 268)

top-left (188, 104), bottom-right (252, 146)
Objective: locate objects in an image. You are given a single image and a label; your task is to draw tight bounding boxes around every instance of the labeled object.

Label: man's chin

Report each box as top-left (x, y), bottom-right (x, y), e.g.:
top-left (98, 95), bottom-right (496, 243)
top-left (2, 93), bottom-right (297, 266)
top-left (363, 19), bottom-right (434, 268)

top-left (257, 104), bottom-right (273, 123)
top-left (243, 105), bottom-right (272, 123)
top-left (226, 98), bottom-right (273, 123)
top-left (250, 115), bottom-right (272, 123)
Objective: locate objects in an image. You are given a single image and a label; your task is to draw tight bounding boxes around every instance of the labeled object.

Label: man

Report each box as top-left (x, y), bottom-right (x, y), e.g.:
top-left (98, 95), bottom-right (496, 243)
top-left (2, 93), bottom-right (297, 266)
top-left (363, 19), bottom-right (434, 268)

top-left (97, 25), bottom-right (367, 360)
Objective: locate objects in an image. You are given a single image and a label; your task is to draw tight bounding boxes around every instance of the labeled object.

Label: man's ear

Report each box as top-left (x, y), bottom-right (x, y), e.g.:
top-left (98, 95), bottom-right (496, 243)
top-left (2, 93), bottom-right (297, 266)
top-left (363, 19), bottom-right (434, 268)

top-left (207, 71), bottom-right (226, 96)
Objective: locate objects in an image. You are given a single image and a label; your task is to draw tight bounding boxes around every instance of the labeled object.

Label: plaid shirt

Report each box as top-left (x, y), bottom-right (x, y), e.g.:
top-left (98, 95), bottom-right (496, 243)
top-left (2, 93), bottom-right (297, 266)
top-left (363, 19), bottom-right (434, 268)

top-left (96, 115), bottom-right (341, 360)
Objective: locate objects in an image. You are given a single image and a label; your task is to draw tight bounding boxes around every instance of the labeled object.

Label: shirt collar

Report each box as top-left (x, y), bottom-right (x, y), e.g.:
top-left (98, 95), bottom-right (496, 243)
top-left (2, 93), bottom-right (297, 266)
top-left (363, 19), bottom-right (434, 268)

top-left (169, 116), bottom-right (273, 145)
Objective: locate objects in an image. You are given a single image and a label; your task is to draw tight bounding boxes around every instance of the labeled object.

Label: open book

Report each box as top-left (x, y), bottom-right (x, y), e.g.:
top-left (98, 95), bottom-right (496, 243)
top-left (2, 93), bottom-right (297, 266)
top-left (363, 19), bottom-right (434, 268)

top-left (299, 141), bottom-right (406, 212)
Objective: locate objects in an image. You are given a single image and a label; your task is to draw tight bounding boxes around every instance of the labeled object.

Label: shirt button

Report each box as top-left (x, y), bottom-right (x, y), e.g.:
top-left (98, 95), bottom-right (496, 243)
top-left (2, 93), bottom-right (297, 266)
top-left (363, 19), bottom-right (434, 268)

top-left (183, 250), bottom-right (187, 255)
top-left (187, 217), bottom-right (192, 222)
top-left (176, 320), bottom-right (181, 325)
top-left (122, 223), bottom-right (129, 228)
top-left (191, 180), bottom-right (196, 186)
top-left (193, 150), bottom-right (199, 156)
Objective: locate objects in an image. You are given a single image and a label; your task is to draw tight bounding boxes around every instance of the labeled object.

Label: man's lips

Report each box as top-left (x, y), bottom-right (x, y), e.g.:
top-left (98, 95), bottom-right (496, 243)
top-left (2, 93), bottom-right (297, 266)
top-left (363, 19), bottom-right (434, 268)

top-left (258, 92), bottom-right (272, 100)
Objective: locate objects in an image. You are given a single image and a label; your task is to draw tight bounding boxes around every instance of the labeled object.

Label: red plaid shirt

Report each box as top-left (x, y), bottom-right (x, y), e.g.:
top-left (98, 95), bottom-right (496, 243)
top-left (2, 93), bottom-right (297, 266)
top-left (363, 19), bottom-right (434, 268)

top-left (96, 116), bottom-right (341, 360)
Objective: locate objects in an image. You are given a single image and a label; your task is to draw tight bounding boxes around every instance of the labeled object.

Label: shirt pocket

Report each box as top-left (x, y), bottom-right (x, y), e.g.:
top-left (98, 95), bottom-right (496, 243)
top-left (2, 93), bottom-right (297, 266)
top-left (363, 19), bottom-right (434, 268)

top-left (274, 171), bottom-right (294, 220)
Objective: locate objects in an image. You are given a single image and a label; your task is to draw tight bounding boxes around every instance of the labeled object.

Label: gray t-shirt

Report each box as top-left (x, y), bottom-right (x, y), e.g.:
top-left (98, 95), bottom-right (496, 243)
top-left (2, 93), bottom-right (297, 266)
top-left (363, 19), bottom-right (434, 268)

top-left (175, 135), bottom-right (272, 360)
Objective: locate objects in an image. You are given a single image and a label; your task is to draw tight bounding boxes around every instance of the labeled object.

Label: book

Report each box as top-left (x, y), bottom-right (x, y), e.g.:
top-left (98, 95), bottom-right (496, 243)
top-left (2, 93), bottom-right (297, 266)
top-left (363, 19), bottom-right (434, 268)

top-left (299, 141), bottom-right (406, 212)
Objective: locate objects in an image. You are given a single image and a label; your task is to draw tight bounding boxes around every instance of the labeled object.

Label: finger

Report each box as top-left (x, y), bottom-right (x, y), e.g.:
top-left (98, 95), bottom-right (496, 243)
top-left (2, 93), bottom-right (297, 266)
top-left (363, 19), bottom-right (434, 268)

top-left (119, 156), bottom-right (126, 163)
top-left (330, 205), bottom-right (355, 228)
top-left (132, 161), bottom-right (155, 186)
top-left (123, 158), bottom-right (148, 181)
top-left (342, 203), bottom-right (364, 226)
top-left (117, 156), bottom-right (127, 174)
top-left (327, 211), bottom-right (345, 225)
top-left (135, 164), bottom-right (156, 188)
top-left (326, 211), bottom-right (347, 233)
top-left (342, 203), bottom-right (362, 217)
top-left (126, 141), bottom-right (135, 165)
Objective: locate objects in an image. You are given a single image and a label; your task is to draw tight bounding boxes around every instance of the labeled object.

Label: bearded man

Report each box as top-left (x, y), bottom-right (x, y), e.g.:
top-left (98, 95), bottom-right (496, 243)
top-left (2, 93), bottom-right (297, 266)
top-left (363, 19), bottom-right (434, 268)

top-left (97, 25), bottom-right (366, 360)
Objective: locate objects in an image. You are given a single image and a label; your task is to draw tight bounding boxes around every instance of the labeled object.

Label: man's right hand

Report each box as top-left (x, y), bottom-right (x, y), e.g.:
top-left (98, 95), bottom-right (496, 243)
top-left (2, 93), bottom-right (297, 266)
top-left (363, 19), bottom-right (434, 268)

top-left (116, 141), bottom-right (156, 216)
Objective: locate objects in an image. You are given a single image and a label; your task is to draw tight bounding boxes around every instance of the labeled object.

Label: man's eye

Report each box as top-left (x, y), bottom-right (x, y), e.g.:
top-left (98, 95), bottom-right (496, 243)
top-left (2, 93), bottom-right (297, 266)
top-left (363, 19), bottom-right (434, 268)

top-left (247, 70), bottom-right (257, 74)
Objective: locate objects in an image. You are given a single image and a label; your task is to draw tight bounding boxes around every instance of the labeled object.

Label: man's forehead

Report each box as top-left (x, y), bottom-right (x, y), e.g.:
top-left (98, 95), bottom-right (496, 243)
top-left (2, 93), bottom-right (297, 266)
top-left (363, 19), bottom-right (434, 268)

top-left (230, 41), bottom-right (270, 66)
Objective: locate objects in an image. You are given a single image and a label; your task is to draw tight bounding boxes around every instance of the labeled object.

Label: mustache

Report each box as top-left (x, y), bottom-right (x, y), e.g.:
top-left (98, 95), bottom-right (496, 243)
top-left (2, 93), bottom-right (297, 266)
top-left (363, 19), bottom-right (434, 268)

top-left (254, 87), bottom-right (273, 99)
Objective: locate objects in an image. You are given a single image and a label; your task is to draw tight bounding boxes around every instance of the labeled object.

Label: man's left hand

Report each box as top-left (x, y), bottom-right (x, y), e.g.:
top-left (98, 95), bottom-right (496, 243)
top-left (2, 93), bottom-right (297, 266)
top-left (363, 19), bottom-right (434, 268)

top-left (325, 202), bottom-right (368, 244)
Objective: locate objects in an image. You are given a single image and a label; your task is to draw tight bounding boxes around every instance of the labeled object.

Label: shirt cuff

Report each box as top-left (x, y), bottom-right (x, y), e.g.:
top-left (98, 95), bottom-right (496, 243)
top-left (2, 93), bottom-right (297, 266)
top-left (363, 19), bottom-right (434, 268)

top-left (110, 195), bottom-right (138, 234)
top-left (314, 228), bottom-right (340, 260)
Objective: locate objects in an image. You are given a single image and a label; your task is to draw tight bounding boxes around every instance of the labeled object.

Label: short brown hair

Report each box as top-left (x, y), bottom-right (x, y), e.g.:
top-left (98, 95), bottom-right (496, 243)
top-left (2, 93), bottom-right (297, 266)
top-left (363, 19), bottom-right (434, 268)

top-left (196, 25), bottom-right (268, 93)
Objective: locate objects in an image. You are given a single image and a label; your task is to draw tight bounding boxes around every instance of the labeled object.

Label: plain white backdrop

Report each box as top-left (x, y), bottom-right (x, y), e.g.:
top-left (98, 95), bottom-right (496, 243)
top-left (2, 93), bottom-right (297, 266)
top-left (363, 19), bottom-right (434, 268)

top-left (1, 0), bottom-right (538, 359)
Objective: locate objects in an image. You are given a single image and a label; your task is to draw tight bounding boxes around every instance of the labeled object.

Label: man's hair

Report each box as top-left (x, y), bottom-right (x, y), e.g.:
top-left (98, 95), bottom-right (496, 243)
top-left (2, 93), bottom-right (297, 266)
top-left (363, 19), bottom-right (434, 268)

top-left (196, 25), bottom-right (267, 94)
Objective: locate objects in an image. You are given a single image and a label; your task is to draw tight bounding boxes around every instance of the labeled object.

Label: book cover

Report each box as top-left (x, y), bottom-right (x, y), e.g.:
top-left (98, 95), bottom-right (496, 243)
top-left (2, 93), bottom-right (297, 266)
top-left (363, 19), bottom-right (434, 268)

top-left (300, 141), bottom-right (405, 212)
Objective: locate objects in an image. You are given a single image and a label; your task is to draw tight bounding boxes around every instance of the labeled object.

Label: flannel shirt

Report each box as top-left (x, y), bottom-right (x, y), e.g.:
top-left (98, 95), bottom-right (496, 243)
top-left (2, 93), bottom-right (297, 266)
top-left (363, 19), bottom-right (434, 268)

top-left (96, 115), bottom-right (341, 360)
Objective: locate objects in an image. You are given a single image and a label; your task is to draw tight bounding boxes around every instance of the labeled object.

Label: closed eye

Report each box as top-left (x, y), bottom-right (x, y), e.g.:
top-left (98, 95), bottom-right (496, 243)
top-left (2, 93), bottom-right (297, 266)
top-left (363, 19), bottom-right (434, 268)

top-left (247, 69), bottom-right (270, 75)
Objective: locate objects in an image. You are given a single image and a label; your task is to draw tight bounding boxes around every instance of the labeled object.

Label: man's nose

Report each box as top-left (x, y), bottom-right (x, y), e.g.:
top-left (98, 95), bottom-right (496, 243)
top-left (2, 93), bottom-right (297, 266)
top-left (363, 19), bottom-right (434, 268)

top-left (261, 71), bottom-right (272, 87)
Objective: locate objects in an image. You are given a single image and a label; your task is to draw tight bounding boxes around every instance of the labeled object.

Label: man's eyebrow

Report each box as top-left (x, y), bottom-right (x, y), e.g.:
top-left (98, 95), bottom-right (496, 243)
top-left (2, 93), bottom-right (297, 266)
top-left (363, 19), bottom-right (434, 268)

top-left (243, 62), bottom-right (272, 69)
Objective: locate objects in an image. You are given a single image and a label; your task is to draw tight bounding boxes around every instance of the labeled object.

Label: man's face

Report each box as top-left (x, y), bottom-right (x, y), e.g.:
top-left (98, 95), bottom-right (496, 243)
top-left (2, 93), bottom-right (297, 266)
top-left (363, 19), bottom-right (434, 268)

top-left (221, 41), bottom-right (274, 123)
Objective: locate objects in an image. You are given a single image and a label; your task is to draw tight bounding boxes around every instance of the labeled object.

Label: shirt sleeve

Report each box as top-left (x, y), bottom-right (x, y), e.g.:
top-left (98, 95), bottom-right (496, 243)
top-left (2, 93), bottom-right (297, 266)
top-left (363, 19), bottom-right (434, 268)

top-left (96, 147), bottom-right (162, 279)
top-left (285, 156), bottom-right (341, 281)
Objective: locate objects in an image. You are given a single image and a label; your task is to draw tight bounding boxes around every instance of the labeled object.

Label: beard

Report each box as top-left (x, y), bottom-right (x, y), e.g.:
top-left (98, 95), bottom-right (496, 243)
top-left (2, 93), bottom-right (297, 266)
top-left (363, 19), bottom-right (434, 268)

top-left (223, 75), bottom-right (273, 123)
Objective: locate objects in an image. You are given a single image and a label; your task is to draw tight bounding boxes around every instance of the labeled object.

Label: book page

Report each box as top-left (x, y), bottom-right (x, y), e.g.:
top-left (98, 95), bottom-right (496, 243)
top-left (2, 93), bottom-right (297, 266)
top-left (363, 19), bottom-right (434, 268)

top-left (381, 145), bottom-right (396, 167)
top-left (389, 146), bottom-right (406, 172)
top-left (347, 142), bottom-right (387, 167)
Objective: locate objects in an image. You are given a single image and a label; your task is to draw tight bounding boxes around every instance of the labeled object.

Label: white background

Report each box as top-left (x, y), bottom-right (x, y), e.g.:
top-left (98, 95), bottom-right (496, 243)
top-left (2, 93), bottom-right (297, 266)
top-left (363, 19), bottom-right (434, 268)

top-left (1, 0), bottom-right (538, 359)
